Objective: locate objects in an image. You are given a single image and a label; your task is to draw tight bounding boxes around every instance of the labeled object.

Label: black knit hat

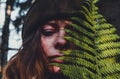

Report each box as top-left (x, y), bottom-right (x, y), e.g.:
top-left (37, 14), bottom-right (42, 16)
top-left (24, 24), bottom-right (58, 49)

top-left (22, 0), bottom-right (83, 41)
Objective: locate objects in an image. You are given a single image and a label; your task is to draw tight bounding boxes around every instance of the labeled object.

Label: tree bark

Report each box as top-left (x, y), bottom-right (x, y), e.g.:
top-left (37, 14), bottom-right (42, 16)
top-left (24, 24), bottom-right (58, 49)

top-left (0, 0), bottom-right (15, 73)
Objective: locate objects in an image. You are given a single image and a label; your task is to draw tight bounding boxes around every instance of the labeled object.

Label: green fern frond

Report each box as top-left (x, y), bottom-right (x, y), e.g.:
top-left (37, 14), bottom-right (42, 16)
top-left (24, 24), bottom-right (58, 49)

top-left (103, 74), bottom-right (120, 79)
top-left (69, 23), bottom-right (94, 38)
top-left (62, 50), bottom-right (95, 62)
top-left (65, 29), bottom-right (93, 45)
top-left (97, 23), bottom-right (113, 30)
top-left (98, 48), bottom-right (120, 59)
top-left (98, 57), bottom-right (116, 66)
top-left (50, 0), bottom-right (120, 79)
top-left (95, 34), bottom-right (120, 44)
top-left (96, 28), bottom-right (116, 35)
top-left (65, 36), bottom-right (95, 54)
top-left (97, 42), bottom-right (120, 50)
top-left (58, 56), bottom-right (95, 70)
top-left (100, 63), bottom-right (120, 74)
top-left (71, 17), bottom-right (93, 30)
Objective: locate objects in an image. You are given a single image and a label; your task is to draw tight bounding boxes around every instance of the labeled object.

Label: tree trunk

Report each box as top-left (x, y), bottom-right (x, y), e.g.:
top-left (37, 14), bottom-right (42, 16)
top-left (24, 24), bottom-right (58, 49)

top-left (0, 0), bottom-right (15, 73)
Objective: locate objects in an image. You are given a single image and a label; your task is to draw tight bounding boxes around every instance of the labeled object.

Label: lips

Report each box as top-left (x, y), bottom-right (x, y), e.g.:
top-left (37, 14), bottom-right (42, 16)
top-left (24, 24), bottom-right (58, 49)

top-left (51, 58), bottom-right (63, 63)
top-left (48, 54), bottom-right (64, 63)
top-left (48, 54), bottom-right (63, 73)
top-left (48, 57), bottom-right (63, 72)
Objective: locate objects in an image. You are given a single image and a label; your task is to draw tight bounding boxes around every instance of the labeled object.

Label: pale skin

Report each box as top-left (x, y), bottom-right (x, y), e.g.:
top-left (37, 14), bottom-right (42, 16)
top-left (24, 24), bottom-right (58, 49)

top-left (41, 20), bottom-right (72, 73)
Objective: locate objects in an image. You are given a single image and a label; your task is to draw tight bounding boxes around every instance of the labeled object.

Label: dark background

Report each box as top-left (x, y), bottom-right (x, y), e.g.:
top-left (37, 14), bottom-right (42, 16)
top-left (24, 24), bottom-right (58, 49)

top-left (98, 0), bottom-right (120, 35)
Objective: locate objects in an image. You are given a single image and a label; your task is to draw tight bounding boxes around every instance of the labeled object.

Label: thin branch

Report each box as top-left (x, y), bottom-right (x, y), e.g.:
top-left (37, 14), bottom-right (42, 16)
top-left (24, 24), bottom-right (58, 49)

top-left (0, 47), bottom-right (19, 51)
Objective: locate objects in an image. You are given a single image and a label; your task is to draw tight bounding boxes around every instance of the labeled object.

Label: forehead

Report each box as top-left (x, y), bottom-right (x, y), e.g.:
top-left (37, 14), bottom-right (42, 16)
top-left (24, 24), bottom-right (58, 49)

top-left (48, 20), bottom-right (71, 23)
top-left (43, 20), bottom-right (72, 28)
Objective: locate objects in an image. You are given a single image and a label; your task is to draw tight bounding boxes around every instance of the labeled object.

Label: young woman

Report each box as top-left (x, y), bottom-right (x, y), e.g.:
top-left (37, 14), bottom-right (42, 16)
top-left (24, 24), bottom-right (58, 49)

top-left (3, 0), bottom-right (83, 79)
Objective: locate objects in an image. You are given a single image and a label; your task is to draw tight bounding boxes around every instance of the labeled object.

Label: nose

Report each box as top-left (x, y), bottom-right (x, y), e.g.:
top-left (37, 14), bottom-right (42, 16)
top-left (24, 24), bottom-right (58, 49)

top-left (58, 29), bottom-right (67, 44)
top-left (55, 29), bottom-right (68, 50)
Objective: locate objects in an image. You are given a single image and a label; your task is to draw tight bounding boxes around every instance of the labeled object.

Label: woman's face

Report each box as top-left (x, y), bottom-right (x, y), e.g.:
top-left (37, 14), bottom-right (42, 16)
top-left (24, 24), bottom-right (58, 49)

top-left (41, 20), bottom-right (71, 73)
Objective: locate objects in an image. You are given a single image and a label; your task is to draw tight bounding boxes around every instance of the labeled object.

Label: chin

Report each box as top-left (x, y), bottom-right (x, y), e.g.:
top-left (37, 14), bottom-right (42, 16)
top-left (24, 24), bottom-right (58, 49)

top-left (48, 65), bottom-right (61, 73)
top-left (47, 68), bottom-right (70, 79)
